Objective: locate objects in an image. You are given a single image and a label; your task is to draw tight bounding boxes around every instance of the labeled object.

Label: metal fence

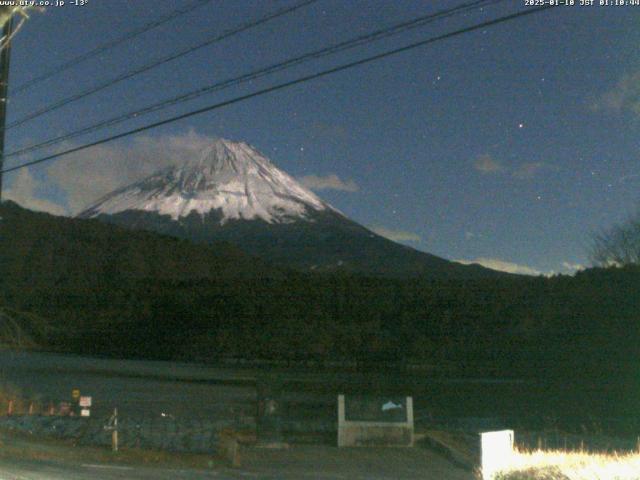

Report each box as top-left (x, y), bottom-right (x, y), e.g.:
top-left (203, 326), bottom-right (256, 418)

top-left (0, 411), bottom-right (242, 453)
top-left (2, 388), bottom-right (639, 455)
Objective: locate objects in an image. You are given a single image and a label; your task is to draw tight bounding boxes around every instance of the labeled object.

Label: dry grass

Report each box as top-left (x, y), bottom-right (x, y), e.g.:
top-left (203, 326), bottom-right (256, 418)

top-left (492, 448), bottom-right (640, 480)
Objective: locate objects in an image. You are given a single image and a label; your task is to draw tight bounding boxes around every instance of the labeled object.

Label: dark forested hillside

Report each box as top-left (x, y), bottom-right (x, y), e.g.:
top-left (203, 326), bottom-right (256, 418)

top-left (91, 208), bottom-right (505, 279)
top-left (2, 201), bottom-right (639, 392)
top-left (0, 200), bottom-right (278, 286)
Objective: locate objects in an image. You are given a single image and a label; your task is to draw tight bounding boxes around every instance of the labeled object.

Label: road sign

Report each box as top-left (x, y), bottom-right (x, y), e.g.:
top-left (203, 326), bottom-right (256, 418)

top-left (79, 396), bottom-right (92, 407)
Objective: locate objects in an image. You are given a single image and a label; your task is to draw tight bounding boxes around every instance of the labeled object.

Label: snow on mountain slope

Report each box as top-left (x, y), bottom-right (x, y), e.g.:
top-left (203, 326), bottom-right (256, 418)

top-left (80, 139), bottom-right (329, 224)
top-left (77, 138), bottom-right (507, 279)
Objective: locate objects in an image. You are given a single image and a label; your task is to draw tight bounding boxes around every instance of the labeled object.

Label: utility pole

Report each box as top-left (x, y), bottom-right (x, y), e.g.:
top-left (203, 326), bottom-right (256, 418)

top-left (0, 8), bottom-right (13, 200)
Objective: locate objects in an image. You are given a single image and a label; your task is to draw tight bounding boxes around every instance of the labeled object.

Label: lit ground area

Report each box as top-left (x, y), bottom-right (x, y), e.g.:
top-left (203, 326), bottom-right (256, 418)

top-left (493, 448), bottom-right (640, 480)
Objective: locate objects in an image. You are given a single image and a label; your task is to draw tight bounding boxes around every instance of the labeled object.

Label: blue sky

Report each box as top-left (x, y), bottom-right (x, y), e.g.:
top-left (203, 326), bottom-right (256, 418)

top-left (3, 0), bottom-right (639, 275)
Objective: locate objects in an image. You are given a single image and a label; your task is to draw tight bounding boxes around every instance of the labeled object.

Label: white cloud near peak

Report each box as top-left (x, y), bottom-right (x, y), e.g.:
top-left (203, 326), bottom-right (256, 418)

top-left (41, 132), bottom-right (360, 214)
top-left (46, 131), bottom-right (236, 214)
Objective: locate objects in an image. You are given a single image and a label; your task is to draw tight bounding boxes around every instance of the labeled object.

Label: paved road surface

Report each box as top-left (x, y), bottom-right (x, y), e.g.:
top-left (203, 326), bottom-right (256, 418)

top-left (0, 446), bottom-right (473, 480)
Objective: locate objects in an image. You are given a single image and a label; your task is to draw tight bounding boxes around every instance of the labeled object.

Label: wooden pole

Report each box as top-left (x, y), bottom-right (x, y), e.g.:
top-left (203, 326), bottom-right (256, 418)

top-left (0, 11), bottom-right (13, 199)
top-left (111, 408), bottom-right (119, 452)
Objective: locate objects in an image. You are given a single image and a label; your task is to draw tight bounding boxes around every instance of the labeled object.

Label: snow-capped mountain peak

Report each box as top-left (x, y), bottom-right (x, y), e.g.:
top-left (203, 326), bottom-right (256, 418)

top-left (80, 139), bottom-right (329, 223)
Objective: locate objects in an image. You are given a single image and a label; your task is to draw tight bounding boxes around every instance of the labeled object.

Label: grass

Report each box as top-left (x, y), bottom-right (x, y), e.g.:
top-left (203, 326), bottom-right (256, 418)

top-left (490, 448), bottom-right (640, 480)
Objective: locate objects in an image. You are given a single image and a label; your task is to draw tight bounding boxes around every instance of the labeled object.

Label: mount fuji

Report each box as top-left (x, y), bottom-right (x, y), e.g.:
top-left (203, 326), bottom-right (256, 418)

top-left (79, 139), bottom-right (500, 278)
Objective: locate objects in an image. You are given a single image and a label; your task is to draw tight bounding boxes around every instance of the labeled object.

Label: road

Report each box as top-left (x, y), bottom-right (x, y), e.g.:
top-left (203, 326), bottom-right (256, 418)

top-left (0, 446), bottom-right (473, 480)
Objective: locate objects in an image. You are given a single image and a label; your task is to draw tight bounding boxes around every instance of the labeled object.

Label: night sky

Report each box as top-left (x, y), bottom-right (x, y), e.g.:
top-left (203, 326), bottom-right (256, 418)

top-left (3, 0), bottom-right (639, 275)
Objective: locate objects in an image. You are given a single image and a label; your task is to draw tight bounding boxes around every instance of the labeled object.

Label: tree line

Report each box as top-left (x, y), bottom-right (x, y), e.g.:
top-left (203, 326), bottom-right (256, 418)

top-left (1, 200), bottom-right (639, 388)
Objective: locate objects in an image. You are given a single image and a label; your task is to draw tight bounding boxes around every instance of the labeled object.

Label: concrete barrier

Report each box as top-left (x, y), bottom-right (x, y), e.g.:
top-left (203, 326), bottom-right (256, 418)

top-left (337, 395), bottom-right (414, 447)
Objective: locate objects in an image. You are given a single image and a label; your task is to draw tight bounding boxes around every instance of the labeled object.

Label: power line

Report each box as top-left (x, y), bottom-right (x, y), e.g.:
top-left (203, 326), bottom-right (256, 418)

top-left (13, 0), bottom-right (215, 95)
top-left (4, 0), bottom-right (319, 131)
top-left (6, 0), bottom-right (503, 160)
top-left (1, 5), bottom-right (553, 176)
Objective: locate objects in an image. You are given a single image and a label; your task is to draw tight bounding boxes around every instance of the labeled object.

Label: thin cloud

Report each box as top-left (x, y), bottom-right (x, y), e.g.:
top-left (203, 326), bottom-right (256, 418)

top-left (311, 122), bottom-right (348, 141)
top-left (562, 261), bottom-right (585, 273)
top-left (45, 131), bottom-right (224, 214)
top-left (3, 168), bottom-right (67, 216)
top-left (473, 154), bottom-right (503, 174)
top-left (458, 257), bottom-right (586, 276)
top-left (457, 257), bottom-right (542, 276)
top-left (15, 132), bottom-right (360, 214)
top-left (512, 162), bottom-right (551, 180)
top-left (299, 174), bottom-right (359, 192)
top-left (371, 226), bottom-right (422, 243)
top-left (591, 71), bottom-right (640, 115)
top-left (473, 154), bottom-right (553, 180)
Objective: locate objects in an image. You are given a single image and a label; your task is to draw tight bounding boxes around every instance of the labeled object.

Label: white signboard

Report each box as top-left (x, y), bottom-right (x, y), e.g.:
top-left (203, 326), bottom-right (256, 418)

top-left (80, 409), bottom-right (91, 417)
top-left (480, 430), bottom-right (514, 480)
top-left (79, 396), bottom-right (92, 407)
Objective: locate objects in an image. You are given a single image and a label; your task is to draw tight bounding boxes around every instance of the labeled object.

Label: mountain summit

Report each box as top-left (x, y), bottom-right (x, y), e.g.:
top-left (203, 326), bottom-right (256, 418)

top-left (79, 139), bottom-right (503, 278)
top-left (81, 139), bottom-right (329, 224)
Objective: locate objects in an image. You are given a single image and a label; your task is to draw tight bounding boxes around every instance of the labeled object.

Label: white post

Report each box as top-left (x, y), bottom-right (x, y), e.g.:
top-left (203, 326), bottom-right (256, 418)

top-left (337, 395), bottom-right (346, 447)
top-left (406, 396), bottom-right (414, 447)
top-left (480, 430), bottom-right (514, 480)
